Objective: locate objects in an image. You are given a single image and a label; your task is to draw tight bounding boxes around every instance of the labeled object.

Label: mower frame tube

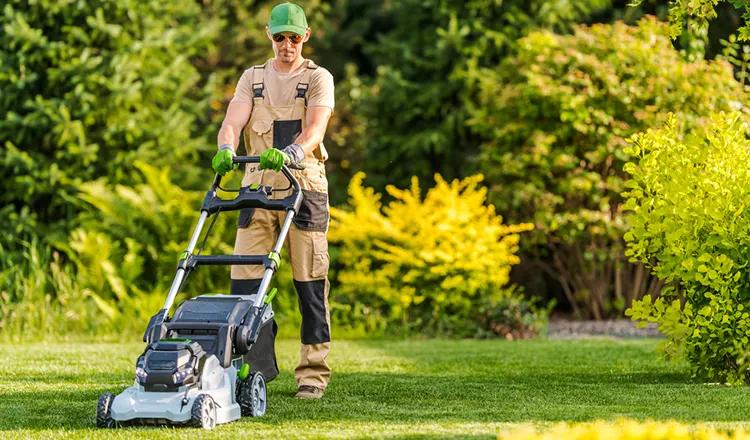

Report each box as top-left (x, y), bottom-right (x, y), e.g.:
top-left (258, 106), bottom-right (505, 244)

top-left (162, 211), bottom-right (209, 313)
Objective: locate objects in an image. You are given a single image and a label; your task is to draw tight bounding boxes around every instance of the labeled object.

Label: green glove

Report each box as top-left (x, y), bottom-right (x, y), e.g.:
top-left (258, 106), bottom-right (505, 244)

top-left (259, 148), bottom-right (288, 172)
top-left (212, 144), bottom-right (238, 176)
top-left (260, 144), bottom-right (304, 172)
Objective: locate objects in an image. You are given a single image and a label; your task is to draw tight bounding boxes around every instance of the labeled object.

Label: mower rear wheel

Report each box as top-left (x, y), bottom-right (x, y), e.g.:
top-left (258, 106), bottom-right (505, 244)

top-left (191, 394), bottom-right (217, 429)
top-left (238, 372), bottom-right (267, 417)
top-left (96, 392), bottom-right (116, 428)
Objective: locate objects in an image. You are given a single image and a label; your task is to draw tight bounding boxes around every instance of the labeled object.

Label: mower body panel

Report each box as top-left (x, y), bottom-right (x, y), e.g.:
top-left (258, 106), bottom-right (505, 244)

top-left (110, 356), bottom-right (240, 425)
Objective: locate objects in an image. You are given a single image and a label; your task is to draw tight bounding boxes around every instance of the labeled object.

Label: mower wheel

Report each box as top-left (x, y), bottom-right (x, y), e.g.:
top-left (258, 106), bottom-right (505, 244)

top-left (96, 392), bottom-right (116, 428)
top-left (238, 372), bottom-right (267, 417)
top-left (191, 394), bottom-right (217, 429)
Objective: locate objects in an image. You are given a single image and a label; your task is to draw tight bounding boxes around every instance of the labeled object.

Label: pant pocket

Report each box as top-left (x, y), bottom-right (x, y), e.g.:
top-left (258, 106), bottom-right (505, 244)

top-left (293, 190), bottom-right (329, 232)
top-left (311, 235), bottom-right (329, 279)
top-left (238, 207), bottom-right (255, 228)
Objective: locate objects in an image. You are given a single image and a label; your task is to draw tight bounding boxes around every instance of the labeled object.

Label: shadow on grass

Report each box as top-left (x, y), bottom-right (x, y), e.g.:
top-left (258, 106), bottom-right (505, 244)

top-left (2, 369), bottom-right (749, 432)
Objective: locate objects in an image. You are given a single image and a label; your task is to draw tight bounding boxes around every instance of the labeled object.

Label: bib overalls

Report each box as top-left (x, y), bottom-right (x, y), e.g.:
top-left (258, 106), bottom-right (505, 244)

top-left (230, 60), bottom-right (332, 390)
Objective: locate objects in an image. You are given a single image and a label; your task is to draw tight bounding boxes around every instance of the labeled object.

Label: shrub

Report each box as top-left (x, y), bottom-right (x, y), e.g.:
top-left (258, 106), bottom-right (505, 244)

top-left (0, 0), bottom-right (217, 236)
top-left (630, 0), bottom-right (750, 42)
top-left (0, 0), bottom-right (221, 339)
top-left (623, 112), bottom-right (750, 385)
top-left (328, 172), bottom-right (535, 337)
top-left (470, 17), bottom-right (747, 319)
top-left (357, 0), bottom-right (613, 192)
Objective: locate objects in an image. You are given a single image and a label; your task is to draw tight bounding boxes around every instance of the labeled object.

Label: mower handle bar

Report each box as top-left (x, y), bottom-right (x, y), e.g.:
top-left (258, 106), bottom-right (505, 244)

top-left (209, 155), bottom-right (302, 192)
top-left (154, 155), bottom-right (302, 329)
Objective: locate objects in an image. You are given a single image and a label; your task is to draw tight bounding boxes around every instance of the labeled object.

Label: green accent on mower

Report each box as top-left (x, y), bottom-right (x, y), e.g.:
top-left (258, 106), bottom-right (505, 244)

top-left (179, 251), bottom-right (189, 261)
top-left (264, 288), bottom-right (277, 305)
top-left (249, 183), bottom-right (261, 190)
top-left (238, 363), bottom-right (250, 380)
top-left (160, 338), bottom-right (193, 343)
top-left (268, 251), bottom-right (281, 268)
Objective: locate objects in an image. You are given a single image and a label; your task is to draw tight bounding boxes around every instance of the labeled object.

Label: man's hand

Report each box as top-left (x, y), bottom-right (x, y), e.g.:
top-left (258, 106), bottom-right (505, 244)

top-left (260, 143), bottom-right (305, 171)
top-left (212, 144), bottom-right (238, 175)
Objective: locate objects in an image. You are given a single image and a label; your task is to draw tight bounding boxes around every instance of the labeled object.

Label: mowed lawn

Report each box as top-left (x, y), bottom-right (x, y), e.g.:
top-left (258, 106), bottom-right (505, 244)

top-left (1, 338), bottom-right (750, 439)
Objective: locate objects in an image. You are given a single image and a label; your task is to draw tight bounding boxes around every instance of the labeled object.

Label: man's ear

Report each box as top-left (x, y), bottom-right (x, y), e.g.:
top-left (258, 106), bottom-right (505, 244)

top-left (303, 28), bottom-right (311, 43)
top-left (266, 25), bottom-right (272, 41)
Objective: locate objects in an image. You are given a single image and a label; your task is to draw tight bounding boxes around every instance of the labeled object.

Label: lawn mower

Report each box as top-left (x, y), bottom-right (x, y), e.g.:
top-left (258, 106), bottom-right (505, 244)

top-left (96, 156), bottom-right (303, 429)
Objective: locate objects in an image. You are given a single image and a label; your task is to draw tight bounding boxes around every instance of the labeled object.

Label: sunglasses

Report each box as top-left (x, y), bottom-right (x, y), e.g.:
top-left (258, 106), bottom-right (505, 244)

top-left (272, 33), bottom-right (303, 44)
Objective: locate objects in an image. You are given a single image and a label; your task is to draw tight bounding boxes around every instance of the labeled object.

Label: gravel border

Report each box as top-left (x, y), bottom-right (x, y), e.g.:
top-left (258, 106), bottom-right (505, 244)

top-left (546, 319), bottom-right (663, 339)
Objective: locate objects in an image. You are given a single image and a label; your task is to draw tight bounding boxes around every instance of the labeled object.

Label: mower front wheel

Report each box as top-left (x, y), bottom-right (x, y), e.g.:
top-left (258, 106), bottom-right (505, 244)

top-left (191, 393), bottom-right (217, 429)
top-left (96, 392), bottom-right (116, 429)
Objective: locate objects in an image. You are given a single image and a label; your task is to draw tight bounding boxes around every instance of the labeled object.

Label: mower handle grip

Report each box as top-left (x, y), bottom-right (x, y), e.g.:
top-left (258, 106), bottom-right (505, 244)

top-left (210, 156), bottom-right (301, 192)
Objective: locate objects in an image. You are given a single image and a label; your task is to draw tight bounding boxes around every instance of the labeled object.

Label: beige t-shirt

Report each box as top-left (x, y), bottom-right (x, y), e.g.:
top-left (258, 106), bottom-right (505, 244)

top-left (230, 58), bottom-right (335, 111)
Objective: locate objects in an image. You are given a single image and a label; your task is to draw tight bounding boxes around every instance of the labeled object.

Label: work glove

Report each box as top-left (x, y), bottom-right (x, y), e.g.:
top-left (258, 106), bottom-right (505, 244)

top-left (260, 143), bottom-right (304, 172)
top-left (212, 144), bottom-right (238, 176)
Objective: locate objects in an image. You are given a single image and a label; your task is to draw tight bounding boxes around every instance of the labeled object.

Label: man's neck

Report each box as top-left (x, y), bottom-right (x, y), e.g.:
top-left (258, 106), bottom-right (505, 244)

top-left (273, 56), bottom-right (306, 74)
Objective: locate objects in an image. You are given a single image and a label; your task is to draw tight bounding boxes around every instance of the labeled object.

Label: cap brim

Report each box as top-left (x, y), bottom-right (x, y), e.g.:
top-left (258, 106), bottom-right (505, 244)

top-left (269, 24), bottom-right (306, 36)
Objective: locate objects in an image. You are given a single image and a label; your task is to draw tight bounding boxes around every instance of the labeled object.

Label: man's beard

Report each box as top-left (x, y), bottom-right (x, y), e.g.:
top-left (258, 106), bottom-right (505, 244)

top-left (278, 49), bottom-right (296, 62)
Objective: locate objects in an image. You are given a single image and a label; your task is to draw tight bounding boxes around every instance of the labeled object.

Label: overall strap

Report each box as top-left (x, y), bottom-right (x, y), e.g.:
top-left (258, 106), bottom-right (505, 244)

top-left (251, 64), bottom-right (265, 105)
top-left (295, 61), bottom-right (319, 106)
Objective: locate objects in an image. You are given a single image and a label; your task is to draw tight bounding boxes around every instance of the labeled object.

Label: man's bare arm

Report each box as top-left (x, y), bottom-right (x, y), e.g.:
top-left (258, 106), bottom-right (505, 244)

top-left (293, 106), bottom-right (333, 157)
top-left (217, 101), bottom-right (253, 151)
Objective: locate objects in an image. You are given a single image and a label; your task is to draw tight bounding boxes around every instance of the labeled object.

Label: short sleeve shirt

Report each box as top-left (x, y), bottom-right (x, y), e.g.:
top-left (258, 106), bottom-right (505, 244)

top-left (230, 58), bottom-right (335, 112)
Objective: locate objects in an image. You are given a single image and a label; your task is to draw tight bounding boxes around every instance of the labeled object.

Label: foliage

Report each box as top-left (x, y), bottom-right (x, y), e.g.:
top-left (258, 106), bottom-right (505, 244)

top-left (356, 0), bottom-right (613, 192)
top-left (0, 0), bottom-right (219, 242)
top-left (499, 419), bottom-right (750, 440)
top-left (328, 172), bottom-right (535, 337)
top-left (631, 0), bottom-right (750, 42)
top-left (72, 162), bottom-right (235, 294)
top-left (718, 33), bottom-right (750, 85)
top-left (623, 112), bottom-right (750, 385)
top-left (0, 237), bottom-right (99, 339)
top-left (469, 17), bottom-right (747, 319)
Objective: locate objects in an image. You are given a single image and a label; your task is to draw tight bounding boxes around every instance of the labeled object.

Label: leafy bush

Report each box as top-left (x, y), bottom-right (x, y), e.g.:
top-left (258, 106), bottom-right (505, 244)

top-left (328, 172), bottom-right (535, 337)
top-left (0, 0), bottom-right (217, 236)
top-left (631, 0), bottom-right (750, 42)
top-left (623, 112), bottom-right (750, 385)
top-left (470, 17), bottom-right (747, 319)
top-left (356, 0), bottom-right (613, 192)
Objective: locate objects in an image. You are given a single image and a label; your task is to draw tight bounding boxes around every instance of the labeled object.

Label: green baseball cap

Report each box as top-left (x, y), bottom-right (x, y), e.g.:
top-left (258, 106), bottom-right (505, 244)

top-left (268, 2), bottom-right (308, 36)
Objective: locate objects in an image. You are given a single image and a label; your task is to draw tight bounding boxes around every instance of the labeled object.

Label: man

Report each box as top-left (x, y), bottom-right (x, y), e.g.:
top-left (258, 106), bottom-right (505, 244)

top-left (212, 2), bottom-right (334, 400)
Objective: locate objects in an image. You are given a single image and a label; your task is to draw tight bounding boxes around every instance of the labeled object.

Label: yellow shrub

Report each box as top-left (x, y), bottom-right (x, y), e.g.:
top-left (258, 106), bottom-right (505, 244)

top-left (329, 172), bottom-right (533, 336)
top-left (498, 419), bottom-right (750, 440)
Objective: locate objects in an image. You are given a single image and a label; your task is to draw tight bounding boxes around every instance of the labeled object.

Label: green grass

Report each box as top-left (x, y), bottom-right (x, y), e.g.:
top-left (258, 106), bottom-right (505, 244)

top-left (1, 338), bottom-right (750, 439)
